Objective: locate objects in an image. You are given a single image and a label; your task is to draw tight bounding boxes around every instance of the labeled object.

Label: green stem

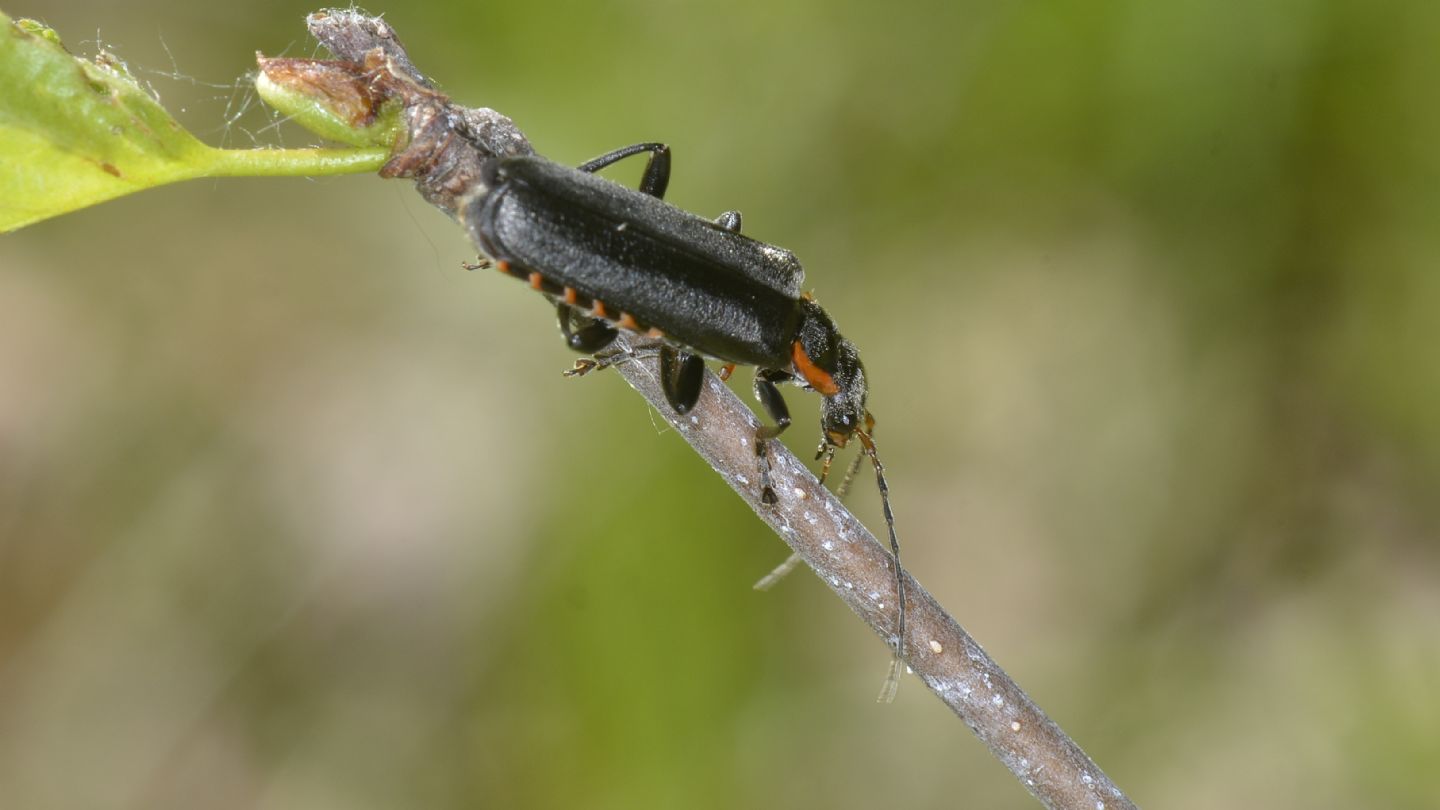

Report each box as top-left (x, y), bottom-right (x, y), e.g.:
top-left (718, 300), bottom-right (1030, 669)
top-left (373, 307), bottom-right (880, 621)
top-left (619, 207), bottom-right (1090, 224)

top-left (196, 145), bottom-right (390, 178)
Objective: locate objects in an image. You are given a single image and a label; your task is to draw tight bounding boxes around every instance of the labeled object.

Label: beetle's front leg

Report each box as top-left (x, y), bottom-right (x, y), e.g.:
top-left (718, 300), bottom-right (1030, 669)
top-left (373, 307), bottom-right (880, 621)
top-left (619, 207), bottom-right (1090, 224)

top-left (753, 369), bottom-right (795, 504)
top-left (576, 142), bottom-right (671, 199)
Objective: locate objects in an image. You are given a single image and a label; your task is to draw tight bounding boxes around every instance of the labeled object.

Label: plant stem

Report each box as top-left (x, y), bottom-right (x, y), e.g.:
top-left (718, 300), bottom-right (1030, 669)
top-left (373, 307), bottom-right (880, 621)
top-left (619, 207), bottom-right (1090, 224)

top-left (605, 335), bottom-right (1139, 810)
top-left (199, 145), bottom-right (389, 178)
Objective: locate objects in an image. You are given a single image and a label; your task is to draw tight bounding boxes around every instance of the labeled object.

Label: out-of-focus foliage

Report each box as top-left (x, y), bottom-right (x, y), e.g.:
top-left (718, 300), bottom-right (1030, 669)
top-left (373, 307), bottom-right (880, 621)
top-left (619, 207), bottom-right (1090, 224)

top-left (1, 2), bottom-right (1437, 809)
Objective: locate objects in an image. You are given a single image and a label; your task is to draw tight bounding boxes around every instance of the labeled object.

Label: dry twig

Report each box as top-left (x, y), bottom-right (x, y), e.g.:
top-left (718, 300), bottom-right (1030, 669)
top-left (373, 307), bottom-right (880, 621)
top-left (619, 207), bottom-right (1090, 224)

top-left (606, 337), bottom-right (1137, 810)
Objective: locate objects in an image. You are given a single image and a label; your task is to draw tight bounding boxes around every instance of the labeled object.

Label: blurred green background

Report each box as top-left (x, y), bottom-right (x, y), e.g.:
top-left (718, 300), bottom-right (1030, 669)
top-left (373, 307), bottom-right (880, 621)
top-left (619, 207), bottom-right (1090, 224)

top-left (3, 1), bottom-right (1439, 807)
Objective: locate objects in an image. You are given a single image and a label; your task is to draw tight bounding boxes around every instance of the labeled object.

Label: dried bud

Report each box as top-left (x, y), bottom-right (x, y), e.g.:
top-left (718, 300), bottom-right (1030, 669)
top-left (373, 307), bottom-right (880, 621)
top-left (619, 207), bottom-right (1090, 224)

top-left (254, 54), bottom-right (400, 148)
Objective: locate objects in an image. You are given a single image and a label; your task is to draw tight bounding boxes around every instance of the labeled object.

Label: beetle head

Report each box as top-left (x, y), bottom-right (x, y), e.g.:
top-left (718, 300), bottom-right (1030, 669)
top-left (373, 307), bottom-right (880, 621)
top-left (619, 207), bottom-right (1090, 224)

top-left (791, 300), bottom-right (870, 449)
top-left (819, 350), bottom-right (870, 450)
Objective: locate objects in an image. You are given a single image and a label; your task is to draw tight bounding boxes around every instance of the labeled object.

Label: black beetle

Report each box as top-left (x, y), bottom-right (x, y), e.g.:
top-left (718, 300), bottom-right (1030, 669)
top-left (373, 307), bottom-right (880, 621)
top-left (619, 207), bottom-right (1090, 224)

top-left (461, 143), bottom-right (906, 688)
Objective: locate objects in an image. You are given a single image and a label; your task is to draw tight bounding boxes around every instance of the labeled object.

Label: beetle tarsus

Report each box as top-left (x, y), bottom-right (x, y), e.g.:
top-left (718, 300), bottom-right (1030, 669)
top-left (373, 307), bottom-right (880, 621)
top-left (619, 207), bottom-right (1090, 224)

top-left (760, 484), bottom-right (779, 505)
top-left (563, 358), bottom-right (600, 377)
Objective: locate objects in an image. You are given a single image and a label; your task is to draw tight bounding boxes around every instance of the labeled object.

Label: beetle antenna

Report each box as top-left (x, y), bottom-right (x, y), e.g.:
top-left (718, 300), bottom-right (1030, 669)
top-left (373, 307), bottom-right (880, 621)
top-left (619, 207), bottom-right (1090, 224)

top-left (834, 450), bottom-right (865, 500)
top-left (856, 427), bottom-right (905, 703)
top-left (753, 552), bottom-right (805, 591)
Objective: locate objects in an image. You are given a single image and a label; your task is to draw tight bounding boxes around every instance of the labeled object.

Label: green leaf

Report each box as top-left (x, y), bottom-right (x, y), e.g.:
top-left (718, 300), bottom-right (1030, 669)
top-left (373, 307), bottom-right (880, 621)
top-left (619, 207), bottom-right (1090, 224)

top-left (0, 12), bottom-right (390, 233)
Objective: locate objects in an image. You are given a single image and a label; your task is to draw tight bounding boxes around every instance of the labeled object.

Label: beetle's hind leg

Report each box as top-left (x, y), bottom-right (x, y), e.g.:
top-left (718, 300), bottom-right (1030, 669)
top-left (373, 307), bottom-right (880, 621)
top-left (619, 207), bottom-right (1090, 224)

top-left (576, 142), bottom-right (672, 199)
top-left (752, 369), bottom-right (795, 504)
top-left (558, 302), bottom-right (619, 353)
top-left (558, 303), bottom-right (626, 377)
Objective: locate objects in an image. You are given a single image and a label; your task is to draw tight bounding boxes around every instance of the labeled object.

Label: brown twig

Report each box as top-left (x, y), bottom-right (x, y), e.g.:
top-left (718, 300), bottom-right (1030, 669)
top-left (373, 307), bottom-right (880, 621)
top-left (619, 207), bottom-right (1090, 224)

top-left (274, 10), bottom-right (1142, 808)
top-left (604, 337), bottom-right (1137, 810)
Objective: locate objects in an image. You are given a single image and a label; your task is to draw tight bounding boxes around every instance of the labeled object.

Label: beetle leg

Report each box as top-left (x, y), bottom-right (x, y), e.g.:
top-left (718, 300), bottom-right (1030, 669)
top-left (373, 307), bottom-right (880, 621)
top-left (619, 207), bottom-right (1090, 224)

top-left (557, 302), bottom-right (620, 353)
top-left (576, 142), bottom-right (672, 199)
top-left (753, 369), bottom-right (795, 504)
top-left (658, 345), bottom-right (706, 415)
top-left (715, 210), bottom-right (743, 233)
